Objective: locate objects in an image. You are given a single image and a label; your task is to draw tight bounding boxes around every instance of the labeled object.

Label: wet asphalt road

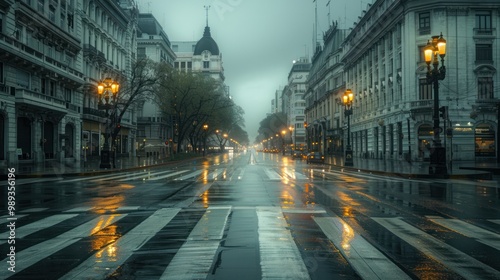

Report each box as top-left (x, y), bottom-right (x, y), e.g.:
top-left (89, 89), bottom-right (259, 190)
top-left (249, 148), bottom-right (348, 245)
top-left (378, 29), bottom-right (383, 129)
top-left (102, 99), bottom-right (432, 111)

top-left (1, 149), bottom-right (500, 279)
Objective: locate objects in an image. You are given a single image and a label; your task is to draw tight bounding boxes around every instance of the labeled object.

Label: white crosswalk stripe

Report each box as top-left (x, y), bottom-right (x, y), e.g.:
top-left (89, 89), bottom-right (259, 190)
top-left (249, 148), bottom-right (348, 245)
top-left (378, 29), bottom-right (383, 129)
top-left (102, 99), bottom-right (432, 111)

top-left (160, 206), bottom-right (231, 280)
top-left (4, 207), bottom-right (500, 279)
top-left (314, 216), bottom-right (410, 280)
top-left (1, 214), bottom-right (126, 277)
top-left (373, 217), bottom-right (500, 279)
top-left (0, 214), bottom-right (77, 245)
top-left (428, 216), bottom-right (500, 251)
top-left (257, 206), bottom-right (310, 280)
top-left (60, 208), bottom-right (180, 280)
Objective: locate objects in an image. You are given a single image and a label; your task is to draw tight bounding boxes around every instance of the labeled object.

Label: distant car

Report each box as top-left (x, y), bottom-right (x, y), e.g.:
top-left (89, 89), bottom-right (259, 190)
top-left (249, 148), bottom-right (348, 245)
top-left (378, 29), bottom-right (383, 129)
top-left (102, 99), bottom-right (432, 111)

top-left (292, 150), bottom-right (304, 159)
top-left (306, 152), bottom-right (325, 164)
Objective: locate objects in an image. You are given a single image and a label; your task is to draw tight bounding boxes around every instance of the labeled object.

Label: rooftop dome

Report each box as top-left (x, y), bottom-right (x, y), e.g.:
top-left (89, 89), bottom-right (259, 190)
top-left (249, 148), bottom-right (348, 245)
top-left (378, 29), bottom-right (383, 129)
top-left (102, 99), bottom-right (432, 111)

top-left (193, 26), bottom-right (220, 55)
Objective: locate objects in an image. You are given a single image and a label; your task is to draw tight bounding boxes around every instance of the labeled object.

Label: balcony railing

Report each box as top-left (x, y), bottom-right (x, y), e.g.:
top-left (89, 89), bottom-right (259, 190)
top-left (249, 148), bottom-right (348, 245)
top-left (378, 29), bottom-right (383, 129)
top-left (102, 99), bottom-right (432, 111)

top-left (474, 28), bottom-right (495, 36)
top-left (409, 100), bottom-right (432, 110)
top-left (83, 107), bottom-right (107, 118)
top-left (15, 88), bottom-right (66, 112)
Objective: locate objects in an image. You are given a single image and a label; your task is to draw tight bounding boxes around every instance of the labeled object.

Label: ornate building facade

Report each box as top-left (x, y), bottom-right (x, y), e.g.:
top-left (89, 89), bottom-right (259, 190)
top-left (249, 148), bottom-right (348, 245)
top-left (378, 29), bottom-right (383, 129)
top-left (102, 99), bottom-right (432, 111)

top-left (306, 0), bottom-right (499, 163)
top-left (0, 0), bottom-right (139, 167)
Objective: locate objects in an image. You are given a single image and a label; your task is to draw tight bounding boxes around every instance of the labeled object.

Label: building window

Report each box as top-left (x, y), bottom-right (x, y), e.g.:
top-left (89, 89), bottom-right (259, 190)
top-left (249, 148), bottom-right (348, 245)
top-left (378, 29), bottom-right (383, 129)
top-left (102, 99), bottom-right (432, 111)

top-left (203, 61), bottom-right (210, 69)
top-left (65, 88), bottom-right (72, 102)
top-left (476, 11), bottom-right (492, 32)
top-left (38, 0), bottom-right (44, 13)
top-left (476, 44), bottom-right (492, 63)
top-left (419, 12), bottom-right (430, 35)
top-left (187, 61), bottom-right (192, 70)
top-left (478, 77), bottom-right (493, 99)
top-left (419, 78), bottom-right (432, 100)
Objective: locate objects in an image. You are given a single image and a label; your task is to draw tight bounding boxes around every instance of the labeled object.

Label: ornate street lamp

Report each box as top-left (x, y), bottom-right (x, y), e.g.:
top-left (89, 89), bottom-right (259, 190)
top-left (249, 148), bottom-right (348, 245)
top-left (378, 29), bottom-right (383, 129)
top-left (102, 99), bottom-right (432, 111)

top-left (423, 33), bottom-right (447, 175)
top-left (97, 77), bottom-right (120, 168)
top-left (342, 89), bottom-right (354, 166)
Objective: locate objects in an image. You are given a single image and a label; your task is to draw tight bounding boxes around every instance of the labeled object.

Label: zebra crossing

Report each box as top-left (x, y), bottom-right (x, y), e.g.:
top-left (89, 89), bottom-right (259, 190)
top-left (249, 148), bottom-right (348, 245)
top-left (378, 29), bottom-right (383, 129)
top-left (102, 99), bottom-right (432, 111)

top-left (2, 205), bottom-right (500, 279)
top-left (2, 165), bottom-right (314, 187)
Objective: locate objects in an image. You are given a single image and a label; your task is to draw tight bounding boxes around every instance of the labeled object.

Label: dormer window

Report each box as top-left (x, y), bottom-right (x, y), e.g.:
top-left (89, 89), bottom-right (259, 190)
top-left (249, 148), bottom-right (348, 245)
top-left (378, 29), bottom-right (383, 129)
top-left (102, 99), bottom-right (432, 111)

top-left (202, 50), bottom-right (210, 61)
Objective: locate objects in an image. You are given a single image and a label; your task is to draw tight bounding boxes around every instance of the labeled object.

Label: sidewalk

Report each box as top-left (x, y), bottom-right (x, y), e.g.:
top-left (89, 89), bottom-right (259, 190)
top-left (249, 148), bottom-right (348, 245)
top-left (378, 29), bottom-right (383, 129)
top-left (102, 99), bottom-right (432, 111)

top-left (1, 154), bottom-right (203, 178)
top-left (324, 155), bottom-right (498, 180)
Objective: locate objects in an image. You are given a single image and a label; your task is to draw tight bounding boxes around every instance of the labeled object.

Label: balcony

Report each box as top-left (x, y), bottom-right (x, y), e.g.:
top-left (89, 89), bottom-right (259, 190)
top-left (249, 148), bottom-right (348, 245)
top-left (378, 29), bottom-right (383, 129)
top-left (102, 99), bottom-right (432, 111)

top-left (15, 88), bottom-right (67, 113)
top-left (83, 107), bottom-right (107, 122)
top-left (474, 28), bottom-right (495, 37)
top-left (409, 100), bottom-right (432, 110)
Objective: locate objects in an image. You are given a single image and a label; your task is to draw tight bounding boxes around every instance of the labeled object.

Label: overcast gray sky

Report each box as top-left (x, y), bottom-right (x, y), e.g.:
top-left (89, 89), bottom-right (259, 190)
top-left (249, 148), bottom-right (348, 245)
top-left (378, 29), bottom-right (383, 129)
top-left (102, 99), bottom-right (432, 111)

top-left (138, 0), bottom-right (366, 142)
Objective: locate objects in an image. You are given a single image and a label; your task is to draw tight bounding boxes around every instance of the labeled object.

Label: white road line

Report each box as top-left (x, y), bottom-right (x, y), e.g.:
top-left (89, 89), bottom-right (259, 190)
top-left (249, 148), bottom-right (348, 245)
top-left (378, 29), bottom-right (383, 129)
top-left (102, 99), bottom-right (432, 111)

top-left (314, 217), bottom-right (410, 280)
top-left (160, 206), bottom-right (231, 280)
top-left (118, 170), bottom-right (174, 181)
top-left (147, 170), bottom-right (189, 181)
top-left (488, 219), bottom-right (500, 225)
top-left (0, 214), bottom-right (78, 245)
top-left (20, 208), bottom-right (48, 213)
top-left (264, 168), bottom-right (282, 180)
top-left (0, 215), bottom-right (27, 225)
top-left (64, 206), bottom-right (94, 212)
top-left (1, 214), bottom-right (125, 276)
top-left (257, 206), bottom-right (310, 280)
top-left (61, 172), bottom-right (133, 183)
top-left (282, 168), bottom-right (308, 180)
top-left (373, 217), bottom-right (500, 279)
top-left (428, 216), bottom-right (500, 251)
top-left (60, 208), bottom-right (180, 280)
top-left (174, 169), bottom-right (204, 181)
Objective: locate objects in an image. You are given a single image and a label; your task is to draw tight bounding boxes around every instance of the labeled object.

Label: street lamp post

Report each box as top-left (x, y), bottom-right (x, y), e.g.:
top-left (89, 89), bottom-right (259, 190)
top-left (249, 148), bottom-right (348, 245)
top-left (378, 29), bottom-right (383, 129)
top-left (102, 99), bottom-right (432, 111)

top-left (342, 89), bottom-right (354, 166)
top-left (97, 77), bottom-right (120, 169)
top-left (423, 33), bottom-right (447, 175)
top-left (203, 123), bottom-right (208, 156)
top-left (281, 130), bottom-right (286, 155)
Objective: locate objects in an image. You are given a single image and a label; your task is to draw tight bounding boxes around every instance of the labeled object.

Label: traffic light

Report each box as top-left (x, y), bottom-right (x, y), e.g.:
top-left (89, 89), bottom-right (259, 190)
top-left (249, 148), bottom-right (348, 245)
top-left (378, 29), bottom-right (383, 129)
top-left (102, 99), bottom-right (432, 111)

top-left (439, 106), bottom-right (447, 119)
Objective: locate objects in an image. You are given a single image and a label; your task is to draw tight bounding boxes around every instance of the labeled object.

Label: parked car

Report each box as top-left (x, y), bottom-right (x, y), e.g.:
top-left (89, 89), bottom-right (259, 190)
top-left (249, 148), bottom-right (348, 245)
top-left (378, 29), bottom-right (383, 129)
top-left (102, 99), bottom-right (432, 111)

top-left (306, 152), bottom-right (325, 164)
top-left (292, 150), bottom-right (304, 159)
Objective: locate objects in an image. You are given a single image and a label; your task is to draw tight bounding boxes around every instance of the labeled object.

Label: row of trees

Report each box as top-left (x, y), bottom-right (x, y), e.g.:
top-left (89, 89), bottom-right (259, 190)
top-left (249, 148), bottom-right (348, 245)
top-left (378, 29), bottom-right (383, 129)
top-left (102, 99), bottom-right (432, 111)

top-left (102, 58), bottom-right (249, 154)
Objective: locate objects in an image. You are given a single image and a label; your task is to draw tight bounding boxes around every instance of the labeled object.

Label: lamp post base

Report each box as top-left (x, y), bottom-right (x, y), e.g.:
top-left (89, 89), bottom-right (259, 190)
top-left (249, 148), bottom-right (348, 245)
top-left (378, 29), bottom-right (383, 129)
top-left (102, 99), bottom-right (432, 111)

top-left (99, 150), bottom-right (112, 169)
top-left (344, 149), bottom-right (354, 166)
top-left (429, 146), bottom-right (447, 175)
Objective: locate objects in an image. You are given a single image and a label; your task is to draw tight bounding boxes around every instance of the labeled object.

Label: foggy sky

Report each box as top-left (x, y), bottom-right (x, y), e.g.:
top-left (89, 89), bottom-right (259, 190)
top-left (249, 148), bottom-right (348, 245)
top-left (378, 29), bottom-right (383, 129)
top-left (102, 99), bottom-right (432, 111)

top-left (138, 0), bottom-right (366, 143)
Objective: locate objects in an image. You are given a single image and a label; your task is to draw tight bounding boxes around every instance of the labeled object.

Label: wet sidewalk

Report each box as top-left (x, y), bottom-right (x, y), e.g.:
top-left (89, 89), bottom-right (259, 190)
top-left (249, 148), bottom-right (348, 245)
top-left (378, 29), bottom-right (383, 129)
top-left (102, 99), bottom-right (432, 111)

top-left (1, 154), bottom-right (203, 178)
top-left (324, 155), bottom-right (499, 180)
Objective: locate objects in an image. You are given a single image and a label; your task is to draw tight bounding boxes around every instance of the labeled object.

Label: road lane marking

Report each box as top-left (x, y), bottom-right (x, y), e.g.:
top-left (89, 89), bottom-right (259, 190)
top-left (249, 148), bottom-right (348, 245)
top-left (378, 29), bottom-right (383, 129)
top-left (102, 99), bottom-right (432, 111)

top-left (488, 219), bottom-right (500, 225)
top-left (160, 206), bottom-right (231, 280)
top-left (117, 169), bottom-right (174, 181)
top-left (0, 214), bottom-right (78, 245)
top-left (1, 214), bottom-right (125, 276)
top-left (61, 172), bottom-right (134, 183)
top-left (0, 214), bottom-right (27, 225)
top-left (174, 169), bottom-right (204, 181)
top-left (373, 217), bottom-right (500, 279)
top-left (282, 168), bottom-right (308, 180)
top-left (427, 216), bottom-right (500, 251)
top-left (59, 208), bottom-right (180, 280)
top-left (264, 168), bottom-right (282, 180)
top-left (64, 206), bottom-right (95, 212)
top-left (20, 208), bottom-right (48, 213)
top-left (257, 206), bottom-right (310, 280)
top-left (147, 170), bottom-right (189, 181)
top-left (314, 217), bottom-right (410, 280)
